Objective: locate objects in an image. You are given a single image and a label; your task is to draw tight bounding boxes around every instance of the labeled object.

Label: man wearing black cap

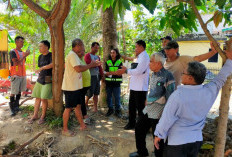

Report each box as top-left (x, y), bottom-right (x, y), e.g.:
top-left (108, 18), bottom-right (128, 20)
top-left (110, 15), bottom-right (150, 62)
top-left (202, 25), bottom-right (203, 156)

top-left (158, 36), bottom-right (173, 58)
top-left (163, 41), bottom-right (217, 88)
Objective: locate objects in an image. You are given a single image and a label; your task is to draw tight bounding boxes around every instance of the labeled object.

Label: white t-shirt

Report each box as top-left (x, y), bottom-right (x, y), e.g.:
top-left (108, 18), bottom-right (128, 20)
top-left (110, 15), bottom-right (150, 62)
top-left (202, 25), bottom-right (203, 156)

top-left (164, 56), bottom-right (194, 88)
top-left (62, 51), bottom-right (83, 91)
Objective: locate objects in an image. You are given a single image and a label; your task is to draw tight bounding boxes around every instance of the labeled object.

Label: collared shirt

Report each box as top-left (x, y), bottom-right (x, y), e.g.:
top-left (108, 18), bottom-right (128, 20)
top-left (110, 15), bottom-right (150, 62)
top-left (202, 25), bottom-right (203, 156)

top-left (62, 51), bottom-right (83, 91)
top-left (127, 50), bottom-right (150, 91)
top-left (143, 68), bottom-right (175, 119)
top-left (164, 56), bottom-right (194, 88)
top-left (154, 59), bottom-right (232, 145)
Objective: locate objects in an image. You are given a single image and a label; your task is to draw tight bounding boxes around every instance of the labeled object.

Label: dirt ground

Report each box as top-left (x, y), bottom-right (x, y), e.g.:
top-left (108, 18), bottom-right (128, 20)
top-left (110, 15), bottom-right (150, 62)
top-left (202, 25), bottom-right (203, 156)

top-left (0, 97), bottom-right (155, 157)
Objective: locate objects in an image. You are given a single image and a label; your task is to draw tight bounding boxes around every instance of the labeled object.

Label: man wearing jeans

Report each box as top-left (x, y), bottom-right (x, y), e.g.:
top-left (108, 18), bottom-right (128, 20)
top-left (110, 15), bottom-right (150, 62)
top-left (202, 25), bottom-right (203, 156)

top-left (154, 50), bottom-right (232, 157)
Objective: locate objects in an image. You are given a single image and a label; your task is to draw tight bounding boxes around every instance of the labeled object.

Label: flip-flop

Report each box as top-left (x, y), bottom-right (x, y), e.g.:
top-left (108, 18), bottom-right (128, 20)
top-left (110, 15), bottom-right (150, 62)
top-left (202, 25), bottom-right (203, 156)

top-left (28, 118), bottom-right (38, 124)
top-left (38, 118), bottom-right (45, 125)
top-left (62, 130), bottom-right (76, 137)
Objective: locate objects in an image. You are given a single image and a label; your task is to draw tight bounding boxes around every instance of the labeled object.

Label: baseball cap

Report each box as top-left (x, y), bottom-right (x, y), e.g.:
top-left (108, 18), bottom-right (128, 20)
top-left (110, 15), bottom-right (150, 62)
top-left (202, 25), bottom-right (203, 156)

top-left (160, 36), bottom-right (172, 41)
top-left (164, 41), bottom-right (179, 49)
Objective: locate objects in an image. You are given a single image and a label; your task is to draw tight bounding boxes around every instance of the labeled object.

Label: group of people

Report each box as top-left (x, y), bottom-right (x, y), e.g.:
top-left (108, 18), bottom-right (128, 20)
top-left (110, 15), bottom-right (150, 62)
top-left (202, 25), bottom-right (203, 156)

top-left (6, 35), bottom-right (232, 157)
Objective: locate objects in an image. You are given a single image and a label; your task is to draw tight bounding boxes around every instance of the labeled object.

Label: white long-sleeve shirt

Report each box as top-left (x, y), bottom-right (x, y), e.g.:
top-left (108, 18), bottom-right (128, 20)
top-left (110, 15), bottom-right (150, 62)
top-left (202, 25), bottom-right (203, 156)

top-left (127, 50), bottom-right (150, 91)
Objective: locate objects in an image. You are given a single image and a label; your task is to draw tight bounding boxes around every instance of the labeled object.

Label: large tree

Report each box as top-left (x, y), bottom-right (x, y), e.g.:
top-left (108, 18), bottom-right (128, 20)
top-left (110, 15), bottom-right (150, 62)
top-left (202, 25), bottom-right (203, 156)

top-left (21, 0), bottom-right (71, 116)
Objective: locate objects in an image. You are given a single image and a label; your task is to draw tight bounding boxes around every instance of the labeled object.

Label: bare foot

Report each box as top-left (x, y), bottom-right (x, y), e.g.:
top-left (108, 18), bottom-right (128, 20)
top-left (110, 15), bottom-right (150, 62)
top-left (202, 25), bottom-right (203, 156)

top-left (79, 124), bottom-right (88, 131)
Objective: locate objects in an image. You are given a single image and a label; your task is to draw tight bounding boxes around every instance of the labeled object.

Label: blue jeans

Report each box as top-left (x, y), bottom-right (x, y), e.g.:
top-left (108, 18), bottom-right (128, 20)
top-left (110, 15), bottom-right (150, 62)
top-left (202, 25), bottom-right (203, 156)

top-left (106, 86), bottom-right (121, 110)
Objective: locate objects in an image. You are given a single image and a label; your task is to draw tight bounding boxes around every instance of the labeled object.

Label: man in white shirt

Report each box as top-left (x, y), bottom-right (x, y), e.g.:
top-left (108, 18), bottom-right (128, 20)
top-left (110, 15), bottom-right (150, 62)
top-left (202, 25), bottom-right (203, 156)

top-left (115, 40), bottom-right (150, 130)
top-left (61, 38), bottom-right (100, 136)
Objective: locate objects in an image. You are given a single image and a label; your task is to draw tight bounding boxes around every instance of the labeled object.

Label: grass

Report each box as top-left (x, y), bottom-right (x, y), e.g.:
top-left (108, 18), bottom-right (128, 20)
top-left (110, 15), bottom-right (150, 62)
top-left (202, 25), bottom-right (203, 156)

top-left (21, 106), bottom-right (79, 130)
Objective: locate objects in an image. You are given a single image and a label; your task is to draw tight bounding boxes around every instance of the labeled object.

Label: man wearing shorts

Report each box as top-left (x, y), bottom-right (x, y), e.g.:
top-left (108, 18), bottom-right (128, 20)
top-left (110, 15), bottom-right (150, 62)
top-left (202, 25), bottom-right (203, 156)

top-left (9, 36), bottom-right (30, 116)
top-left (84, 42), bottom-right (103, 112)
top-left (62, 38), bottom-right (100, 136)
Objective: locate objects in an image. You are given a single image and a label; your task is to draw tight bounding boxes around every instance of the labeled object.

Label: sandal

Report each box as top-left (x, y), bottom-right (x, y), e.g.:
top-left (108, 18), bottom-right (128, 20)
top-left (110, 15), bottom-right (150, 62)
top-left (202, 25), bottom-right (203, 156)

top-left (62, 130), bottom-right (76, 137)
top-left (38, 118), bottom-right (45, 125)
top-left (28, 118), bottom-right (38, 124)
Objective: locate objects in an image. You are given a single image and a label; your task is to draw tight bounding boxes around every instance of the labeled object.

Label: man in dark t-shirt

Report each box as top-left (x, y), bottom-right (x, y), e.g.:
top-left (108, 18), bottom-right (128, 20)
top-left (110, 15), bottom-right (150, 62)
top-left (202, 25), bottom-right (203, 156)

top-left (28, 40), bottom-right (53, 124)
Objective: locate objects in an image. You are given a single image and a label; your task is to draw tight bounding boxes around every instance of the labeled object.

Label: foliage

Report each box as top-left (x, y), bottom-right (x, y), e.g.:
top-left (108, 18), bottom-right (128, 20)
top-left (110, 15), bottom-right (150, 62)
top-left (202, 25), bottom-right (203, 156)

top-left (64, 0), bottom-right (102, 55)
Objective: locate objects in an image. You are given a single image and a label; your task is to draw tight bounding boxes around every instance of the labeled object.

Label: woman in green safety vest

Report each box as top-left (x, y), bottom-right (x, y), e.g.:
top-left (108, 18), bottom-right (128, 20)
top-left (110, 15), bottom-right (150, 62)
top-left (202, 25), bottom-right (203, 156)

top-left (105, 48), bottom-right (123, 118)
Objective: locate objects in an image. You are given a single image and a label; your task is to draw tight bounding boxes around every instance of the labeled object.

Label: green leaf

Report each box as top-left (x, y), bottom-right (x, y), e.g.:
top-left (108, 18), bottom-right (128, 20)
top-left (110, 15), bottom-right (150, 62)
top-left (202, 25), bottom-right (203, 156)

top-left (194, 0), bottom-right (202, 6)
top-left (130, 0), bottom-right (158, 14)
top-left (201, 143), bottom-right (214, 150)
top-left (216, 0), bottom-right (226, 8)
top-left (159, 17), bottom-right (166, 29)
top-left (122, 0), bottom-right (131, 10)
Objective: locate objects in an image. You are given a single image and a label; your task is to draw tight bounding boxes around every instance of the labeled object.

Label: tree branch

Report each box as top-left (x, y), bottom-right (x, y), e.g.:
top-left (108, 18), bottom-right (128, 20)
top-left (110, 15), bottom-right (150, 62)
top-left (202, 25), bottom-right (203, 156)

top-left (189, 0), bottom-right (227, 61)
top-left (21, 0), bottom-right (50, 19)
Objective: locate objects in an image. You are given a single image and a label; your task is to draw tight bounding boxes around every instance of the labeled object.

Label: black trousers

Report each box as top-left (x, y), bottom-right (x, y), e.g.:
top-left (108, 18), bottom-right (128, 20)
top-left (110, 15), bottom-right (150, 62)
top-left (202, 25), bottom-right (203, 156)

top-left (164, 141), bottom-right (202, 157)
top-left (135, 114), bottom-right (164, 157)
top-left (81, 87), bottom-right (89, 117)
top-left (128, 90), bottom-right (147, 126)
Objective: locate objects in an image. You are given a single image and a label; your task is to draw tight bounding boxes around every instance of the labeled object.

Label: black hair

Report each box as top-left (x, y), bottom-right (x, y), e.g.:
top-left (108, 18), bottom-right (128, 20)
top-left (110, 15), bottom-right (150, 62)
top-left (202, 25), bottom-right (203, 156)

top-left (187, 61), bottom-right (206, 85)
top-left (108, 48), bottom-right (121, 60)
top-left (136, 40), bottom-right (146, 49)
top-left (91, 42), bottom-right (100, 48)
top-left (15, 36), bottom-right (24, 42)
top-left (72, 38), bottom-right (83, 48)
top-left (40, 40), bottom-right (50, 49)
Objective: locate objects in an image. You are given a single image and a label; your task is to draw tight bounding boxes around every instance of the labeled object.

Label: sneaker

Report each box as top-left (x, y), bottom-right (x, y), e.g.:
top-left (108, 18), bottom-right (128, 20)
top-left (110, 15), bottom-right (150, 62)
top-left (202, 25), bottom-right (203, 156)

top-left (106, 109), bottom-right (114, 117)
top-left (115, 110), bottom-right (122, 118)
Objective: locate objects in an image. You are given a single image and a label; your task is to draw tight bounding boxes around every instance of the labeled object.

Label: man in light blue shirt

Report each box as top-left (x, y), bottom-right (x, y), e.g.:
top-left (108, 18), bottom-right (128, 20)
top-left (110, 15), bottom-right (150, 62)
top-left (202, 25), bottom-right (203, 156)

top-left (154, 50), bottom-right (232, 157)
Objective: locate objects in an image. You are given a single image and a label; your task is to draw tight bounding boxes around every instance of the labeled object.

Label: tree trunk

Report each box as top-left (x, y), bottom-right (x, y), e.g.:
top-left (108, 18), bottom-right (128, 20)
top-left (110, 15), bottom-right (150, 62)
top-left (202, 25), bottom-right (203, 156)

top-left (186, 0), bottom-right (231, 156)
top-left (121, 19), bottom-right (127, 54)
top-left (99, 7), bottom-right (118, 107)
top-left (214, 76), bottom-right (232, 156)
top-left (22, 0), bottom-right (71, 116)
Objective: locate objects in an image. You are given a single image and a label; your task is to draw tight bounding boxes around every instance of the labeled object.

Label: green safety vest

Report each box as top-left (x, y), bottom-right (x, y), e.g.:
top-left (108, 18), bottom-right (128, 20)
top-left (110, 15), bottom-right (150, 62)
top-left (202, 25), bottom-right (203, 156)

top-left (105, 59), bottom-right (123, 82)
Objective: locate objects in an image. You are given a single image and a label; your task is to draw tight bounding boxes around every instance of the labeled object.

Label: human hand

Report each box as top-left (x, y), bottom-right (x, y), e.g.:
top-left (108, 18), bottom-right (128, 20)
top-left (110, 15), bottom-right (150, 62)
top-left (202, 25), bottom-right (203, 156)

top-left (105, 72), bottom-right (112, 76)
top-left (90, 60), bottom-right (102, 68)
top-left (25, 49), bottom-right (30, 56)
top-left (154, 137), bottom-right (161, 150)
top-left (35, 67), bottom-right (43, 74)
top-left (115, 66), bottom-right (127, 75)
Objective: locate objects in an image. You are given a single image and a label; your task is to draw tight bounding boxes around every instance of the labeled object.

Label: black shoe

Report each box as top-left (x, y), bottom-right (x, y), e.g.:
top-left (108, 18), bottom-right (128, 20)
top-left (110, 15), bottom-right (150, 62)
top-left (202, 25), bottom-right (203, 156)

top-left (9, 102), bottom-right (16, 116)
top-left (124, 123), bottom-right (135, 130)
top-left (106, 109), bottom-right (114, 117)
top-left (14, 100), bottom-right (21, 112)
top-left (115, 110), bottom-right (122, 118)
top-left (129, 152), bottom-right (148, 157)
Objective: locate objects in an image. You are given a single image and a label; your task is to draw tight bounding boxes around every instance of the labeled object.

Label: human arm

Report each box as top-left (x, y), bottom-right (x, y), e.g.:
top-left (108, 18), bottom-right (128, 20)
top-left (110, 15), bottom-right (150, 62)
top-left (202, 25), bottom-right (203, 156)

top-left (154, 92), bottom-right (181, 140)
top-left (127, 54), bottom-right (149, 76)
top-left (207, 50), bottom-right (232, 91)
top-left (84, 53), bottom-right (91, 64)
top-left (121, 55), bottom-right (135, 61)
top-left (74, 60), bottom-right (101, 73)
top-left (11, 50), bottom-right (30, 65)
top-left (35, 63), bottom-right (53, 73)
top-left (193, 42), bottom-right (218, 62)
